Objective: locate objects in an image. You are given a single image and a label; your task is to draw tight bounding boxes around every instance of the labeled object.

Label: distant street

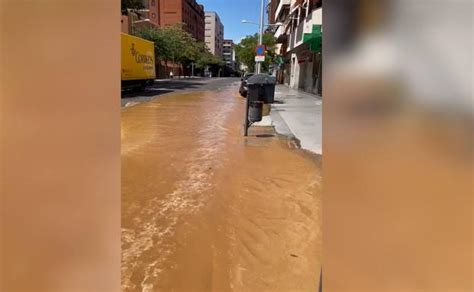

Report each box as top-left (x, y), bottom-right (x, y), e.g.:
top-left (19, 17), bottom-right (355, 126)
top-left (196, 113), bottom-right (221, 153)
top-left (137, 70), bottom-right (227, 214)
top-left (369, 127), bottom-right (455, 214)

top-left (121, 78), bottom-right (322, 291)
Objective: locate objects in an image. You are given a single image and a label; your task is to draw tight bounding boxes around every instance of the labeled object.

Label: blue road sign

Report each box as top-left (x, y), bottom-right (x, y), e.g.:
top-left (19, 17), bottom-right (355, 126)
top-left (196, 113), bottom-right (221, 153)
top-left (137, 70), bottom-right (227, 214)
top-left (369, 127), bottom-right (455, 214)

top-left (256, 45), bottom-right (265, 56)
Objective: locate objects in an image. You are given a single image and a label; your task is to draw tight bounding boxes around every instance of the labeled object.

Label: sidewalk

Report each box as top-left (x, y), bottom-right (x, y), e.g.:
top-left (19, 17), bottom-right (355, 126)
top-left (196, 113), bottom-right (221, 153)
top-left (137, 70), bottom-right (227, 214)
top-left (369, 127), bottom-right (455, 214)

top-left (270, 85), bottom-right (322, 154)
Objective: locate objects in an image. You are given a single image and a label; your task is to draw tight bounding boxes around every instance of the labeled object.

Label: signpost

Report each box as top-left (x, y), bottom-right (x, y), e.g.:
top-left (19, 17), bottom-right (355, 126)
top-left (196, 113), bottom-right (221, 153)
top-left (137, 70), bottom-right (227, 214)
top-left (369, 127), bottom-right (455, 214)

top-left (256, 45), bottom-right (265, 56)
top-left (255, 55), bottom-right (265, 62)
top-left (255, 45), bottom-right (265, 73)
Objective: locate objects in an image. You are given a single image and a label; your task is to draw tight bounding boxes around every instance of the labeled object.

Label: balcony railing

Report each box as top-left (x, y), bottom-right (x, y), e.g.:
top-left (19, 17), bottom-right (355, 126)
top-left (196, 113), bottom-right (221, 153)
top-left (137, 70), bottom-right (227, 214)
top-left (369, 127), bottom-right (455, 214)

top-left (275, 0), bottom-right (291, 21)
top-left (289, 6), bottom-right (322, 50)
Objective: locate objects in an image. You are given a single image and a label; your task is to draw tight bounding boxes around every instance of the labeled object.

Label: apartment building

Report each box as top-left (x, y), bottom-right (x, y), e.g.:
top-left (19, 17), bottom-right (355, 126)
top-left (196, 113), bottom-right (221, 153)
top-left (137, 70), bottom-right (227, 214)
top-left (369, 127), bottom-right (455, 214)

top-left (204, 12), bottom-right (224, 58)
top-left (145, 0), bottom-right (205, 42)
top-left (269, 0), bottom-right (322, 95)
top-left (267, 0), bottom-right (280, 25)
top-left (121, 9), bottom-right (155, 35)
top-left (223, 39), bottom-right (236, 70)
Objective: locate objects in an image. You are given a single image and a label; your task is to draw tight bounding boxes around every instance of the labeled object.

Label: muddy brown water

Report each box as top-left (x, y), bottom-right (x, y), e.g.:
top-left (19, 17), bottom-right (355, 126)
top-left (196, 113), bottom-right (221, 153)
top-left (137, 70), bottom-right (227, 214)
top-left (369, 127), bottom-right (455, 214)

top-left (121, 84), bottom-right (322, 292)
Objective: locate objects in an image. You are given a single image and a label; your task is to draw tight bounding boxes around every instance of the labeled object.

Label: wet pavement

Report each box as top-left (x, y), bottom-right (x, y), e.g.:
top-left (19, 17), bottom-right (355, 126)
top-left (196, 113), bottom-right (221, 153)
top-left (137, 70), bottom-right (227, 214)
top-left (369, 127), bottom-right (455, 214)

top-left (121, 78), bottom-right (238, 108)
top-left (121, 78), bottom-right (322, 291)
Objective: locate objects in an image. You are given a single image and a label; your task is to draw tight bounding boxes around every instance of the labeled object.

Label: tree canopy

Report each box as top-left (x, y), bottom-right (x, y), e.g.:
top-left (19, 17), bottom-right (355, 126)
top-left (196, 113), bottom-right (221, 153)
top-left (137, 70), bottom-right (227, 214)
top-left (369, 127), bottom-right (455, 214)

top-left (136, 24), bottom-right (223, 72)
top-left (235, 33), bottom-right (277, 73)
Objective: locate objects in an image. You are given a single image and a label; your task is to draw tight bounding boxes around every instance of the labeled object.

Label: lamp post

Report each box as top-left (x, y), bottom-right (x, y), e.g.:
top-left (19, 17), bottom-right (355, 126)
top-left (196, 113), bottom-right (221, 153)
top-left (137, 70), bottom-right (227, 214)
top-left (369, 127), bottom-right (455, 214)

top-left (240, 0), bottom-right (264, 74)
top-left (127, 8), bottom-right (150, 35)
top-left (241, 14), bottom-right (284, 74)
top-left (240, 3), bottom-right (284, 137)
top-left (257, 0), bottom-right (265, 74)
top-left (131, 19), bottom-right (150, 35)
top-left (241, 20), bottom-right (260, 26)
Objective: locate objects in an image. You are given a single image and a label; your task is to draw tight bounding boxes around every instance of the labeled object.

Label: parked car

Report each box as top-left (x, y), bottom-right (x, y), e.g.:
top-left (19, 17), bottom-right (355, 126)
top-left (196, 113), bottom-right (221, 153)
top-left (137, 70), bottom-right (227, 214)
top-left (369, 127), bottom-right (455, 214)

top-left (239, 73), bottom-right (255, 97)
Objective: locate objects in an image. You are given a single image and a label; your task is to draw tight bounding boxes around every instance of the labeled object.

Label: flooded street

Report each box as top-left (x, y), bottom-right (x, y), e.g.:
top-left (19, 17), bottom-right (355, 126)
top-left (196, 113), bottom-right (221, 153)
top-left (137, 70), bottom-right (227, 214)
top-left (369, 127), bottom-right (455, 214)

top-left (121, 79), bottom-right (322, 292)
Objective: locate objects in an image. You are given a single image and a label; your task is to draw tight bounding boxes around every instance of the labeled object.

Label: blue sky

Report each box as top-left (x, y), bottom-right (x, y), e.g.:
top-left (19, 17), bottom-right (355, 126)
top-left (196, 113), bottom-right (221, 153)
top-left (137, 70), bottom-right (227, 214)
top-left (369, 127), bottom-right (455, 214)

top-left (198, 0), bottom-right (268, 44)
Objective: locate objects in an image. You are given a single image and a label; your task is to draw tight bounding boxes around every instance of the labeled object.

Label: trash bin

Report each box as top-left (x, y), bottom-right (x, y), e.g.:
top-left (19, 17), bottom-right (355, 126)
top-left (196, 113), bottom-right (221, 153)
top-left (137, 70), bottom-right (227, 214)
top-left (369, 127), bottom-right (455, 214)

top-left (247, 74), bottom-right (276, 104)
top-left (248, 101), bottom-right (263, 122)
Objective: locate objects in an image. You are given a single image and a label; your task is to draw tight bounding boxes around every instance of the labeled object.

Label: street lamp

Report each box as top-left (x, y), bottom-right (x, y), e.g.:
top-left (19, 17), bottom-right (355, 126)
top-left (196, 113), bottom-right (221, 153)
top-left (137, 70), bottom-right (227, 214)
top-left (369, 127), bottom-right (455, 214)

top-left (241, 19), bottom-right (259, 26)
top-left (127, 8), bottom-right (151, 35)
top-left (240, 19), bottom-right (285, 27)
top-left (131, 19), bottom-right (150, 35)
top-left (133, 19), bottom-right (150, 23)
top-left (257, 0), bottom-right (265, 74)
top-left (239, 0), bottom-right (265, 73)
top-left (241, 8), bottom-right (285, 74)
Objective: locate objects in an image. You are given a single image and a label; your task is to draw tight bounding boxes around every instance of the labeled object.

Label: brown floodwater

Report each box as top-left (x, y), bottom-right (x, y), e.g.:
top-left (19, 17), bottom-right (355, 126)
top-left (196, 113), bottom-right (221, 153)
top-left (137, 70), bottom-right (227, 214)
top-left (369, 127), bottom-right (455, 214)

top-left (121, 85), bottom-right (322, 292)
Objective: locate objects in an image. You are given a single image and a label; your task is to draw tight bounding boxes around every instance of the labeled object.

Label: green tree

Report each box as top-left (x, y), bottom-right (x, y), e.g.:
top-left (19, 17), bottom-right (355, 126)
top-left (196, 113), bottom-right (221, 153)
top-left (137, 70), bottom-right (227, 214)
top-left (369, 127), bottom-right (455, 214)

top-left (136, 27), bottom-right (171, 65)
top-left (191, 42), bottom-right (212, 69)
top-left (235, 33), bottom-right (277, 73)
top-left (137, 24), bottom-right (224, 75)
top-left (176, 27), bottom-right (202, 66)
top-left (195, 48), bottom-right (222, 69)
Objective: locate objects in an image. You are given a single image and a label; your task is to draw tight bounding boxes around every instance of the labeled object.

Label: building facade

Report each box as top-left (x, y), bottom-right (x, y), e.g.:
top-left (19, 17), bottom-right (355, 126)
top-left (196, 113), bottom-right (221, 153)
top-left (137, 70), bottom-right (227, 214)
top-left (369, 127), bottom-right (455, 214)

top-left (121, 15), bottom-right (131, 34)
top-left (121, 9), bottom-right (155, 35)
top-left (204, 12), bottom-right (224, 58)
top-left (267, 0), bottom-right (280, 25)
top-left (269, 0), bottom-right (322, 95)
top-left (145, 0), bottom-right (205, 42)
top-left (223, 39), bottom-right (236, 70)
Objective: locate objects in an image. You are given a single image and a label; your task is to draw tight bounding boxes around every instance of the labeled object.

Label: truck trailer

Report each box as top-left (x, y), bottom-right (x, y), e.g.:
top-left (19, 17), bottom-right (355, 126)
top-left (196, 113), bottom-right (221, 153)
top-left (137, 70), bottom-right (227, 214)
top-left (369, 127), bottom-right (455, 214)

top-left (121, 33), bottom-right (156, 90)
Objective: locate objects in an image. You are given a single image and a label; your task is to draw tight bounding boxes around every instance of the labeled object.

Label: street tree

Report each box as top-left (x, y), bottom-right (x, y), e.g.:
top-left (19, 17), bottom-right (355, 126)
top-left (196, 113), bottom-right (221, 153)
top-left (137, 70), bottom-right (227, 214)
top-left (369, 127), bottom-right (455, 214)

top-left (137, 24), bottom-right (224, 76)
top-left (136, 27), bottom-right (172, 66)
top-left (195, 44), bottom-right (223, 69)
top-left (235, 33), bottom-right (277, 73)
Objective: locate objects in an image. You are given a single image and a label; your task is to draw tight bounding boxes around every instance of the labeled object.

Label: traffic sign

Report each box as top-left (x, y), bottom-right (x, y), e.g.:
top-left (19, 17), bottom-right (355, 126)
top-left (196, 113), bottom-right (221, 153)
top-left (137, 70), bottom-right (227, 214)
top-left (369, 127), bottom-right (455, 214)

top-left (255, 55), bottom-right (265, 62)
top-left (256, 45), bottom-right (265, 56)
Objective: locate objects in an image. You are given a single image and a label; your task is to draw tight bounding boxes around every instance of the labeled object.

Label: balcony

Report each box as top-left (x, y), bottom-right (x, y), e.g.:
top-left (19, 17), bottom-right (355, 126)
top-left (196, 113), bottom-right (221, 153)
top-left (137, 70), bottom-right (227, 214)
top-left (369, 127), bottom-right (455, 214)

top-left (294, 7), bottom-right (321, 48)
top-left (274, 24), bottom-right (285, 39)
top-left (287, 6), bottom-right (322, 51)
top-left (275, 0), bottom-right (290, 21)
top-left (290, 0), bottom-right (304, 14)
top-left (307, 6), bottom-right (322, 26)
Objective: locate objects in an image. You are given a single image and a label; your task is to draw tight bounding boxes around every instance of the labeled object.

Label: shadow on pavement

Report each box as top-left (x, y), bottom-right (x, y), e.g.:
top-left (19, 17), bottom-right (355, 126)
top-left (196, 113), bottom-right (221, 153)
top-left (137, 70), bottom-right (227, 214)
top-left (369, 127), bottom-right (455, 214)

top-left (121, 79), bottom-right (206, 99)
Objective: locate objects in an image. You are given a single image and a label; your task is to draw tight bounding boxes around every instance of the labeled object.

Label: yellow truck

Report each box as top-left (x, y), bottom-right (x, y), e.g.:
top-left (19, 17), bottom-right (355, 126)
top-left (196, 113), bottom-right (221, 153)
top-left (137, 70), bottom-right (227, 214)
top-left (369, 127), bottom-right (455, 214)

top-left (121, 33), bottom-right (156, 90)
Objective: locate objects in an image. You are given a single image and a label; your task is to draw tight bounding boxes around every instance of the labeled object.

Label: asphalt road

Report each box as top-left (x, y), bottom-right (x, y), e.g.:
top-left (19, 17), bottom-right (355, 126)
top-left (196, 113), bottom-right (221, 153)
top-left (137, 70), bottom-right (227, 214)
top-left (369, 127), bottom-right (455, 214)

top-left (121, 77), bottom-right (241, 108)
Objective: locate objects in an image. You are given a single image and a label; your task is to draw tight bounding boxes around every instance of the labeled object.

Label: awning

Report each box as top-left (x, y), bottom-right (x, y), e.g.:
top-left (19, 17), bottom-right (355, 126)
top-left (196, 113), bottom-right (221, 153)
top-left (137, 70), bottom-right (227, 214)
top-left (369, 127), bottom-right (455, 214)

top-left (287, 41), bottom-right (310, 56)
top-left (303, 25), bottom-right (322, 53)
